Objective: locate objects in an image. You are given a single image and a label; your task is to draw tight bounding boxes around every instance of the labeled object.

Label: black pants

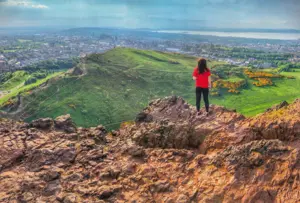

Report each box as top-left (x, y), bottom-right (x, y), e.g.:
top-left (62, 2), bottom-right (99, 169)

top-left (196, 87), bottom-right (209, 112)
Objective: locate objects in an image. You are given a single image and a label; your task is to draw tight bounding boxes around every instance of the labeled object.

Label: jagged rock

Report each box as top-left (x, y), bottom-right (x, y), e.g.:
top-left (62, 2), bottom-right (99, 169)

top-left (266, 100), bottom-right (289, 112)
top-left (211, 139), bottom-right (289, 169)
top-left (122, 96), bottom-right (246, 150)
top-left (150, 180), bottom-right (171, 192)
top-left (125, 145), bottom-right (145, 157)
top-left (54, 114), bottom-right (77, 133)
top-left (0, 97), bottom-right (300, 203)
top-left (246, 99), bottom-right (300, 142)
top-left (131, 122), bottom-right (200, 149)
top-left (0, 149), bottom-right (24, 171)
top-left (19, 192), bottom-right (34, 202)
top-left (64, 173), bottom-right (82, 182)
top-left (98, 186), bottom-right (119, 200)
top-left (30, 118), bottom-right (53, 129)
top-left (176, 194), bottom-right (189, 203)
top-left (41, 169), bottom-right (61, 182)
top-left (43, 179), bottom-right (61, 196)
top-left (135, 112), bottom-right (153, 123)
top-left (87, 125), bottom-right (107, 144)
top-left (63, 194), bottom-right (80, 203)
top-left (27, 148), bottom-right (76, 171)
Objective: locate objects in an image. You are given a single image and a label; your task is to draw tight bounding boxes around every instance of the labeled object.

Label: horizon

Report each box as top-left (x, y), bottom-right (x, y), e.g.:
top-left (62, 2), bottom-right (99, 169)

top-left (1, 26), bottom-right (300, 33)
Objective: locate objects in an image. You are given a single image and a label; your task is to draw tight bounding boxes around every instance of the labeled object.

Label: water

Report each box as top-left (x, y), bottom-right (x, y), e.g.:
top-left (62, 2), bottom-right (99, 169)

top-left (156, 30), bottom-right (300, 40)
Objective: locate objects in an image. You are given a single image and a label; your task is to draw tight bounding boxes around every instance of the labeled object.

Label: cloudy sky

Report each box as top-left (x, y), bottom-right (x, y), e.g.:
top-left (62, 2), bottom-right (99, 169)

top-left (0, 0), bottom-right (299, 30)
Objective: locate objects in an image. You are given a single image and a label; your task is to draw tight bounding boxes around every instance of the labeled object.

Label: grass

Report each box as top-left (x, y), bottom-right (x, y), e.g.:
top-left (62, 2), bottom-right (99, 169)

top-left (0, 71), bottom-right (28, 90)
top-left (223, 77), bottom-right (245, 82)
top-left (210, 70), bottom-right (300, 116)
top-left (3, 48), bottom-right (299, 129)
top-left (0, 71), bottom-right (64, 104)
top-left (281, 69), bottom-right (300, 79)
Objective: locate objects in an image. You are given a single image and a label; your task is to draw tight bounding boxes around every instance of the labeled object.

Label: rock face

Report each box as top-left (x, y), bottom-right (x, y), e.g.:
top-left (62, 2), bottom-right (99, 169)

top-left (0, 96), bottom-right (300, 203)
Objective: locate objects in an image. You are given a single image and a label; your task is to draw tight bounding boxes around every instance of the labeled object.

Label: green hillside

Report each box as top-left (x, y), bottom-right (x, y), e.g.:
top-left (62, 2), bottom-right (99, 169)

top-left (2, 48), bottom-right (299, 129)
top-left (17, 48), bottom-right (212, 128)
top-left (0, 70), bottom-right (64, 106)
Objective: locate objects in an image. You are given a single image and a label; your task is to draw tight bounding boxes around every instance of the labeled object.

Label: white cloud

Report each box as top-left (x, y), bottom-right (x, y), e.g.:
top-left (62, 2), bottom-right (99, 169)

top-left (0, 0), bottom-right (49, 9)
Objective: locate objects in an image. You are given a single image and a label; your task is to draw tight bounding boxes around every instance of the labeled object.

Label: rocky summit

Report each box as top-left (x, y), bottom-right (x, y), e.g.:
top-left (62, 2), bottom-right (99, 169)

top-left (0, 96), bottom-right (300, 203)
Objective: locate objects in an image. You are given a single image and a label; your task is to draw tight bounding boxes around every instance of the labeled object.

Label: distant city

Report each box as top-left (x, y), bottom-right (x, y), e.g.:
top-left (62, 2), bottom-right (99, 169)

top-left (0, 27), bottom-right (300, 72)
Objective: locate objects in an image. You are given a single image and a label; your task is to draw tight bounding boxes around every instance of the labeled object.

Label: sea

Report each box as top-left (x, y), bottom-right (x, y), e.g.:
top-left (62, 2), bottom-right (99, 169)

top-left (155, 30), bottom-right (300, 40)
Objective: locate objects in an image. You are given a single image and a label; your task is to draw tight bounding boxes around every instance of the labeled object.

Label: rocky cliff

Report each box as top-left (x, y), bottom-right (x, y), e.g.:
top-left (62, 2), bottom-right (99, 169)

top-left (0, 96), bottom-right (299, 203)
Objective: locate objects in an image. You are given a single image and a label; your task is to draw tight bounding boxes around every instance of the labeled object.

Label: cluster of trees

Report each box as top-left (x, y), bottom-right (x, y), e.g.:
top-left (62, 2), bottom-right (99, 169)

top-left (253, 78), bottom-right (273, 87)
top-left (226, 48), bottom-right (292, 61)
top-left (0, 72), bottom-right (13, 83)
top-left (23, 58), bottom-right (79, 72)
top-left (24, 70), bottom-right (48, 85)
top-left (211, 65), bottom-right (244, 80)
top-left (277, 63), bottom-right (300, 72)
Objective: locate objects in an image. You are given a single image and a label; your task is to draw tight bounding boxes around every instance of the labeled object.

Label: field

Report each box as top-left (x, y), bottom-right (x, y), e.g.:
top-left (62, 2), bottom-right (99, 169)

top-left (1, 48), bottom-right (299, 129)
top-left (211, 77), bottom-right (300, 115)
top-left (209, 68), bottom-right (300, 115)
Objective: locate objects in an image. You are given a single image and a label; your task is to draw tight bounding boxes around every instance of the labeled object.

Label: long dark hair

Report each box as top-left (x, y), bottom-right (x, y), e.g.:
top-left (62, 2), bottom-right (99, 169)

top-left (198, 58), bottom-right (209, 74)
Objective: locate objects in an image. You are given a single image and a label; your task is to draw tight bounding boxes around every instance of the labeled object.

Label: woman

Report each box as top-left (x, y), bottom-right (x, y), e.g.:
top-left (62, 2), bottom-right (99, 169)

top-left (192, 58), bottom-right (211, 116)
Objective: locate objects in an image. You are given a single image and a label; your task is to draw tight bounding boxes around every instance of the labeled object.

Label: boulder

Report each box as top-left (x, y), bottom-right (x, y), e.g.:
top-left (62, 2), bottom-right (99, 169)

top-left (54, 114), bottom-right (77, 133)
top-left (30, 118), bottom-right (54, 130)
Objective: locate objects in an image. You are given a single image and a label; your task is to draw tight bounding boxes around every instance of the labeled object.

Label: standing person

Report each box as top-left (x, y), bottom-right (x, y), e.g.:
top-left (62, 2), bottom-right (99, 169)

top-left (192, 58), bottom-right (211, 116)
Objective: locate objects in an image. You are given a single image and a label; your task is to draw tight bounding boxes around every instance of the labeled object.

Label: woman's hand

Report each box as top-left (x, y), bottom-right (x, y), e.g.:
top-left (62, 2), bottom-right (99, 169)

top-left (193, 76), bottom-right (197, 81)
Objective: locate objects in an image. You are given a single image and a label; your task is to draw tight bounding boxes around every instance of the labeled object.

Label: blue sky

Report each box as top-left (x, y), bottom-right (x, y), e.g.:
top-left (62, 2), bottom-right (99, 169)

top-left (0, 0), bottom-right (299, 29)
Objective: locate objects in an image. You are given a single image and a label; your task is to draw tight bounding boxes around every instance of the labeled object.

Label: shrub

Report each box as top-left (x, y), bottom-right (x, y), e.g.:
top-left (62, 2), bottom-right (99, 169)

top-left (24, 77), bottom-right (37, 85)
top-left (252, 78), bottom-right (273, 87)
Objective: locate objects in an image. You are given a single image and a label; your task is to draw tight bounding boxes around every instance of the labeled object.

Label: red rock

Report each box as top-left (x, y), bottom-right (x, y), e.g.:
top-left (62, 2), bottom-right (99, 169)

top-left (0, 97), bottom-right (300, 202)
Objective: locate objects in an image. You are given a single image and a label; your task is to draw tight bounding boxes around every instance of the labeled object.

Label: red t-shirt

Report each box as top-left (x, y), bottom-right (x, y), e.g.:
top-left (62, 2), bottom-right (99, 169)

top-left (193, 67), bottom-right (211, 88)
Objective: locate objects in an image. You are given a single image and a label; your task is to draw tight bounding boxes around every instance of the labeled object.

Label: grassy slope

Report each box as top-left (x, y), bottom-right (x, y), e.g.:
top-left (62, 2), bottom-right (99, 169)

top-left (19, 48), bottom-right (300, 128)
top-left (0, 71), bottom-right (28, 90)
top-left (22, 48), bottom-right (206, 128)
top-left (0, 71), bottom-right (64, 104)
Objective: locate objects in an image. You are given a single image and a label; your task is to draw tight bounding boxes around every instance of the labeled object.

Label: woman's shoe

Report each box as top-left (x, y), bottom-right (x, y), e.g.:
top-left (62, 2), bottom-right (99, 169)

top-left (205, 112), bottom-right (210, 117)
top-left (197, 111), bottom-right (202, 116)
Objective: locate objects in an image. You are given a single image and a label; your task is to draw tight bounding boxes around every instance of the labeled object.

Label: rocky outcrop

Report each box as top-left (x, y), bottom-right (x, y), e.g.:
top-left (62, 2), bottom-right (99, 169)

top-left (30, 114), bottom-right (77, 133)
top-left (54, 114), bottom-right (77, 133)
top-left (265, 100), bottom-right (289, 112)
top-left (0, 96), bottom-right (300, 203)
top-left (122, 96), bottom-right (245, 151)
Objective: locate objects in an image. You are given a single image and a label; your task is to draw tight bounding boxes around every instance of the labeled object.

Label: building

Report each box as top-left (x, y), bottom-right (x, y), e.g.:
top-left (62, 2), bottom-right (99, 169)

top-left (0, 60), bottom-right (9, 72)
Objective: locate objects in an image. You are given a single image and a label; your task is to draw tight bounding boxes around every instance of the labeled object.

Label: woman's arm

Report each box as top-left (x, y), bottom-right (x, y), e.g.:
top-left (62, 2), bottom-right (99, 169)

top-left (193, 76), bottom-right (197, 80)
top-left (208, 76), bottom-right (212, 88)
